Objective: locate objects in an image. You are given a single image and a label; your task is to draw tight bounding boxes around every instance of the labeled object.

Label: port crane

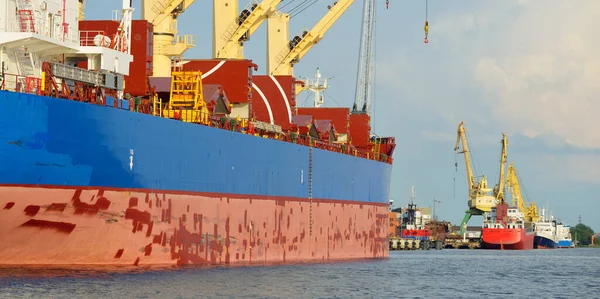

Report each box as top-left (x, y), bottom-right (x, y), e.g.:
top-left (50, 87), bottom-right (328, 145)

top-left (506, 162), bottom-right (540, 223)
top-left (214, 0), bottom-right (283, 59)
top-left (142, 0), bottom-right (197, 77)
top-left (454, 121), bottom-right (497, 235)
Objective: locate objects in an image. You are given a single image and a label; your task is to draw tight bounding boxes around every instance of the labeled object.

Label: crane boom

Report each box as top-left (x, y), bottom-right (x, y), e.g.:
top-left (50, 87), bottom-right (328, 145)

top-left (353, 0), bottom-right (375, 114)
top-left (454, 121), bottom-right (476, 194)
top-left (494, 133), bottom-right (508, 203)
top-left (215, 0), bottom-right (282, 59)
top-left (270, 0), bottom-right (354, 76)
top-left (146, 0), bottom-right (195, 26)
top-left (506, 162), bottom-right (540, 223)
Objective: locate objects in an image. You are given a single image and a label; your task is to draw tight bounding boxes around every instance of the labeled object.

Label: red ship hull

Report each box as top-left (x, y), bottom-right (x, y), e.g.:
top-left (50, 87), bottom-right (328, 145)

top-left (0, 186), bottom-right (389, 266)
top-left (481, 228), bottom-right (535, 250)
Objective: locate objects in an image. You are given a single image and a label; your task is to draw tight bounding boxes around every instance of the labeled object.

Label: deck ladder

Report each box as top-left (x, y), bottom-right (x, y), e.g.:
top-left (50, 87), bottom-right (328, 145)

top-left (16, 0), bottom-right (35, 33)
top-left (309, 145), bottom-right (313, 236)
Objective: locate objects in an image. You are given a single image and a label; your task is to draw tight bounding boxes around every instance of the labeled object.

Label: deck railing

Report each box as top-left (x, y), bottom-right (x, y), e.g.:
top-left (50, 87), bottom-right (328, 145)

top-left (0, 72), bottom-right (41, 95)
top-left (147, 102), bottom-right (392, 164)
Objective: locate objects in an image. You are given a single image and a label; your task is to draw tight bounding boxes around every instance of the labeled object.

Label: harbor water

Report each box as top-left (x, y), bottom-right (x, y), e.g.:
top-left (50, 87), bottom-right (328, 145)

top-left (0, 248), bottom-right (598, 298)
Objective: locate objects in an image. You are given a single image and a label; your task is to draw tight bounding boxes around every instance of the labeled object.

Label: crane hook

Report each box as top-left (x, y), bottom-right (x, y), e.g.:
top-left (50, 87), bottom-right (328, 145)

top-left (424, 0), bottom-right (429, 44)
top-left (424, 21), bottom-right (429, 44)
top-left (386, 0), bottom-right (389, 9)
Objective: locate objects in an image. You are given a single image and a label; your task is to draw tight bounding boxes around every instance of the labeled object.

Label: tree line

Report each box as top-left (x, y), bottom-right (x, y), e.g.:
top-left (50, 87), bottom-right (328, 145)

top-left (570, 223), bottom-right (596, 246)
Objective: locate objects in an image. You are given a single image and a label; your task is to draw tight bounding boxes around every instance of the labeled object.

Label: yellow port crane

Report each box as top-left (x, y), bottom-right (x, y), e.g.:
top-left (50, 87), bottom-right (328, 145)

top-left (142, 0), bottom-right (197, 77)
top-left (214, 0), bottom-right (283, 59)
top-left (506, 162), bottom-right (540, 223)
top-left (454, 121), bottom-right (497, 235)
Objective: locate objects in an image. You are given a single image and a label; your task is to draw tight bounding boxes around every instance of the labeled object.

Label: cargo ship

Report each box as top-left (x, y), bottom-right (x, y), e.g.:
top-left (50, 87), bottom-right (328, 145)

top-left (481, 203), bottom-right (535, 250)
top-left (557, 223), bottom-right (574, 248)
top-left (480, 134), bottom-right (536, 250)
top-left (0, 0), bottom-right (395, 266)
top-left (533, 206), bottom-right (557, 249)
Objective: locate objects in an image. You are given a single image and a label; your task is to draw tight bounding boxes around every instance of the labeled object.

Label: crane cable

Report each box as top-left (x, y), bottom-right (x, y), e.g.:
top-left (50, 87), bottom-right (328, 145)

top-left (286, 0), bottom-right (318, 19)
top-left (424, 0), bottom-right (429, 43)
top-left (454, 152), bottom-right (458, 200)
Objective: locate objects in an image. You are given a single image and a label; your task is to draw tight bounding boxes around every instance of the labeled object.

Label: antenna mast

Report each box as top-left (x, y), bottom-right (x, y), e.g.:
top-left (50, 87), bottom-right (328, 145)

top-left (301, 68), bottom-right (332, 108)
top-left (113, 0), bottom-right (134, 54)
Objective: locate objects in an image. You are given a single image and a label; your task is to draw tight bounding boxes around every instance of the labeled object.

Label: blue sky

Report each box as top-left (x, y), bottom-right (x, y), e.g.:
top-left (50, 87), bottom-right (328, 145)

top-left (86, 0), bottom-right (600, 231)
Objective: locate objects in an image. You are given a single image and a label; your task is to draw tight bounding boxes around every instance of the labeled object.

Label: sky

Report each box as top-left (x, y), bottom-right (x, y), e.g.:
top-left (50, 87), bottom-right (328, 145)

top-left (85, 0), bottom-right (600, 231)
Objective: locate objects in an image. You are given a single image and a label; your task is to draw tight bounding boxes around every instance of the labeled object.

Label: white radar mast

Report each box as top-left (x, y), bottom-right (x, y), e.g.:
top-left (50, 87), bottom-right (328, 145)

top-left (300, 68), bottom-right (332, 108)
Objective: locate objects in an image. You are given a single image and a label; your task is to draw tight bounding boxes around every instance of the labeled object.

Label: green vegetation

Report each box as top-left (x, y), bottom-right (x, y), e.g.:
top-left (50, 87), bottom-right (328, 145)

top-left (570, 224), bottom-right (595, 246)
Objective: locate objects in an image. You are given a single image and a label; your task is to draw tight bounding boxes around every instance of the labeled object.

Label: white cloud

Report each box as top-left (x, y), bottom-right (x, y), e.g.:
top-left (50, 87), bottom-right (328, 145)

top-left (465, 0), bottom-right (600, 149)
top-left (377, 0), bottom-right (600, 149)
top-left (373, 0), bottom-right (600, 191)
top-left (528, 153), bottom-right (600, 185)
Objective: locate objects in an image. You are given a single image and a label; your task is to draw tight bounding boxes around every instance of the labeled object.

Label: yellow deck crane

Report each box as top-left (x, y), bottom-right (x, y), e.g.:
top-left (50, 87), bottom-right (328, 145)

top-left (454, 121), bottom-right (497, 235)
top-left (142, 0), bottom-right (197, 77)
top-left (506, 162), bottom-right (540, 223)
top-left (268, 0), bottom-right (354, 82)
top-left (214, 0), bottom-right (283, 59)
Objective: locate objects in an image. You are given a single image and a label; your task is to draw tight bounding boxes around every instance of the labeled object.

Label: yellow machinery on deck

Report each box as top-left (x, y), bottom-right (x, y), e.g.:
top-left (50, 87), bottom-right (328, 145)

top-left (159, 71), bottom-right (210, 124)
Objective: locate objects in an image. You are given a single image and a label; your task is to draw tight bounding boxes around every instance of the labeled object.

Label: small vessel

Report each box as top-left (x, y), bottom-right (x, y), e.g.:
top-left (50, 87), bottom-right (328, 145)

top-left (533, 207), bottom-right (558, 249)
top-left (557, 223), bottom-right (574, 248)
top-left (481, 203), bottom-right (535, 250)
top-left (389, 187), bottom-right (434, 250)
top-left (399, 187), bottom-right (432, 244)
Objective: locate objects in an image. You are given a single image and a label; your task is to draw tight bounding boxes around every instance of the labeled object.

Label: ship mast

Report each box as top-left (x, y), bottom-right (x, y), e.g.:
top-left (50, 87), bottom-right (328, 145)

top-left (299, 68), bottom-right (332, 108)
top-left (113, 0), bottom-right (134, 55)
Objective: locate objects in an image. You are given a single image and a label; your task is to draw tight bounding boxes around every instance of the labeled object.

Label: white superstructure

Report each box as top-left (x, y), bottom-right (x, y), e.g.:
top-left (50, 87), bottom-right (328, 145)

top-left (0, 0), bottom-right (133, 93)
top-left (533, 206), bottom-right (558, 246)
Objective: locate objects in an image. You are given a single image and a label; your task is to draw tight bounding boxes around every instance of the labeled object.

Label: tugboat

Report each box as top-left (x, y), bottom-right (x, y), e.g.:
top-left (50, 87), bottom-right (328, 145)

top-left (389, 187), bottom-right (433, 250)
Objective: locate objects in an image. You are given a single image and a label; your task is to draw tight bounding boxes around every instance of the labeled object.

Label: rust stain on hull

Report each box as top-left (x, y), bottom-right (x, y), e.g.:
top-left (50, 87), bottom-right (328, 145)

top-left (0, 186), bottom-right (389, 266)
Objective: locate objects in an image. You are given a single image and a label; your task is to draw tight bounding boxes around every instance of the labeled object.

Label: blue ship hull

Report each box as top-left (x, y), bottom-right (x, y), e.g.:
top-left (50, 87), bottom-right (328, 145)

top-left (534, 235), bottom-right (557, 249)
top-left (0, 90), bottom-right (392, 202)
top-left (558, 240), bottom-right (573, 248)
top-left (0, 90), bottom-right (393, 266)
